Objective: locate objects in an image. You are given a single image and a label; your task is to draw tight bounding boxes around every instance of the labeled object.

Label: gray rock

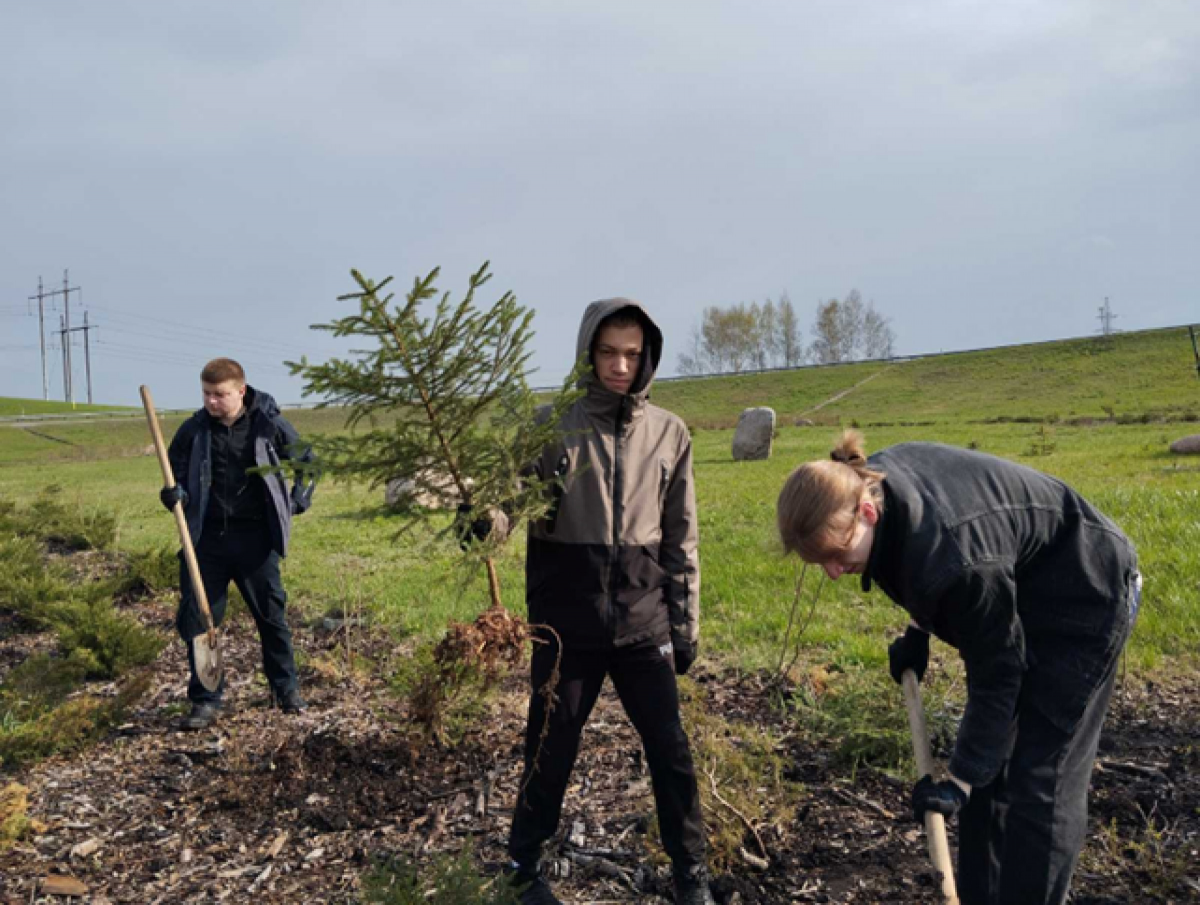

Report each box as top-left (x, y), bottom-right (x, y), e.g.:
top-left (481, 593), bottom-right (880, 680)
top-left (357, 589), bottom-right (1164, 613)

top-left (1169, 434), bottom-right (1200, 455)
top-left (384, 471), bottom-right (471, 510)
top-left (793, 418), bottom-right (815, 427)
top-left (732, 407), bottom-right (776, 461)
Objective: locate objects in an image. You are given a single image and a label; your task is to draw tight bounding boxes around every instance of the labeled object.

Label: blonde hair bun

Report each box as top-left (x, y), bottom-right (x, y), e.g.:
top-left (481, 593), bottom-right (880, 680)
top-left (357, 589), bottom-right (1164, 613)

top-left (830, 429), bottom-right (868, 467)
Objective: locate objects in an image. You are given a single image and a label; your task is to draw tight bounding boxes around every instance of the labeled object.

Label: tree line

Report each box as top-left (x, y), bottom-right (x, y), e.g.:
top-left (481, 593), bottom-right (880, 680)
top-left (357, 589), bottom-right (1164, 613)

top-left (676, 290), bottom-right (895, 376)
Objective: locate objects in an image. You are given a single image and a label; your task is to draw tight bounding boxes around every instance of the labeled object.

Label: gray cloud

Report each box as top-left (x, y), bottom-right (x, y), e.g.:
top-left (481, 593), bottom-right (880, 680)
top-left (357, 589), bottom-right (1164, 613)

top-left (1, 0), bottom-right (1197, 406)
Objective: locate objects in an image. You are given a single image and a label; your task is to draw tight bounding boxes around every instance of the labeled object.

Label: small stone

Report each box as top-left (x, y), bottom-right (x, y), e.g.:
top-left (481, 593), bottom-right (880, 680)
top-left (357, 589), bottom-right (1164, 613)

top-left (1169, 434), bottom-right (1200, 455)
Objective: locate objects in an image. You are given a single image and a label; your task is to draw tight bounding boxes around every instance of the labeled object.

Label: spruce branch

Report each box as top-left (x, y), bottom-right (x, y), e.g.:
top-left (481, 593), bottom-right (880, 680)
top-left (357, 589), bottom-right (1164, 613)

top-left (286, 261), bottom-right (583, 612)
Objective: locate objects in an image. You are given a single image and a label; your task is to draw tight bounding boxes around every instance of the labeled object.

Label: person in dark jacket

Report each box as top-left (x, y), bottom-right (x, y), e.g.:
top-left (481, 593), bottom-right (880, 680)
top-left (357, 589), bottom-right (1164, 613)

top-left (160, 358), bottom-right (316, 731)
top-left (504, 301), bottom-right (713, 905)
top-left (776, 430), bottom-right (1140, 905)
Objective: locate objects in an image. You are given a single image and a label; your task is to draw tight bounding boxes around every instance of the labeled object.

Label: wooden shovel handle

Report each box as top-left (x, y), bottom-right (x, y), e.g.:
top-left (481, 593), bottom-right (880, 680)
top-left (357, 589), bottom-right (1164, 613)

top-left (902, 669), bottom-right (960, 905)
top-left (140, 386), bottom-right (216, 638)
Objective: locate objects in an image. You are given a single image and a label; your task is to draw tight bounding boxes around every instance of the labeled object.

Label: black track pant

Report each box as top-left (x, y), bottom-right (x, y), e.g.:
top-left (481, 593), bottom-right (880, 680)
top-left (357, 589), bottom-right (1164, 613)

top-left (957, 614), bottom-right (1135, 904)
top-left (176, 523), bottom-right (298, 706)
top-left (508, 636), bottom-right (706, 871)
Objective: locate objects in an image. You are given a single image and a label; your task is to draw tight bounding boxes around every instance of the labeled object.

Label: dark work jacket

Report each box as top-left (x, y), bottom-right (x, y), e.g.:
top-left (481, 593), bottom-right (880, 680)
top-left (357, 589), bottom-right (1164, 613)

top-left (205, 408), bottom-right (267, 526)
top-left (525, 299), bottom-right (701, 651)
top-left (166, 387), bottom-right (316, 557)
top-left (861, 443), bottom-right (1137, 788)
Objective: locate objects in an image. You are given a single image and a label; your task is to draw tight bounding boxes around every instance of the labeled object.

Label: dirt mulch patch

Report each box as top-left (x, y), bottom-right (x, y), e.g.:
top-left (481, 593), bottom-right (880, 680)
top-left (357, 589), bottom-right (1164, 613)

top-left (1, 609), bottom-right (1197, 904)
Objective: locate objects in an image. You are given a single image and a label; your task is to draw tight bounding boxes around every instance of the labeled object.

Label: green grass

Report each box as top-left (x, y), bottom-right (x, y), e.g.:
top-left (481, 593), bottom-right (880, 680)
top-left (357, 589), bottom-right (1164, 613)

top-left (0, 406), bottom-right (351, 466)
top-left (0, 396), bottom-right (134, 417)
top-left (0, 325), bottom-right (1196, 693)
top-left (652, 326), bottom-right (1200, 428)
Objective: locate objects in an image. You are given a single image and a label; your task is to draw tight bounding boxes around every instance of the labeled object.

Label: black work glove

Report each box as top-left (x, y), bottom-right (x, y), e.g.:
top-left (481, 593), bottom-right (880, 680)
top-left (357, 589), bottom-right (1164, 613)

top-left (888, 625), bottom-right (930, 685)
top-left (455, 503), bottom-right (494, 551)
top-left (160, 485), bottom-right (189, 512)
top-left (912, 775), bottom-right (968, 823)
top-left (672, 635), bottom-right (697, 676)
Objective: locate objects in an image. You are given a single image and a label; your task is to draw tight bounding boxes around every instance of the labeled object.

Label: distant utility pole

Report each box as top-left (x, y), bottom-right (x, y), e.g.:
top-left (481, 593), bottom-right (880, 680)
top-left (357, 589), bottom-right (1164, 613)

top-left (58, 308), bottom-right (97, 405)
top-left (30, 270), bottom-right (82, 402)
top-left (1097, 296), bottom-right (1118, 337)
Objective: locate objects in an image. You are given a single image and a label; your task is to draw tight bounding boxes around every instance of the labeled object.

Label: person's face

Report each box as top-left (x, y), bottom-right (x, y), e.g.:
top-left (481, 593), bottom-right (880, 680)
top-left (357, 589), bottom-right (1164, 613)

top-left (202, 379), bottom-right (246, 424)
top-left (813, 499), bottom-right (878, 580)
top-left (593, 321), bottom-right (644, 395)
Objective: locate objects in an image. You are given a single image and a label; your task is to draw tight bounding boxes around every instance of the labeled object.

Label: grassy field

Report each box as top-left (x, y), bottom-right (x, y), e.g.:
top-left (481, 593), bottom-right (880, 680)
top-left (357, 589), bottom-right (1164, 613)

top-left (0, 396), bottom-right (134, 417)
top-left (1, 326), bottom-right (1198, 680)
top-left (653, 326), bottom-right (1200, 428)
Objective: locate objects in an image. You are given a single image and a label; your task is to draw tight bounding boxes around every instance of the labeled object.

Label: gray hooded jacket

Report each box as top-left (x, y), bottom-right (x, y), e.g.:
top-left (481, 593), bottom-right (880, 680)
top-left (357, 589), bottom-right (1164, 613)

top-left (525, 299), bottom-right (701, 651)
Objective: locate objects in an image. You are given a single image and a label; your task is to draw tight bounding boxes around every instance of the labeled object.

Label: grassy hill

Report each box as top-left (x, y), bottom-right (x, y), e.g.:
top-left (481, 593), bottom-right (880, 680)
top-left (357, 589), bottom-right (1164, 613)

top-left (652, 326), bottom-right (1200, 428)
top-left (0, 323), bottom-right (1196, 679)
top-left (0, 397), bottom-right (134, 417)
top-left (2, 326), bottom-right (1196, 467)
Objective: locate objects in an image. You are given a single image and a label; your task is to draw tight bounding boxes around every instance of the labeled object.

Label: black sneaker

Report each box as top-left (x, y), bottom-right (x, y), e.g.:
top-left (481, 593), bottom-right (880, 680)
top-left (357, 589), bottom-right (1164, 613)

top-left (277, 689), bottom-right (306, 714)
top-left (179, 702), bottom-right (222, 731)
top-left (674, 864), bottom-right (715, 905)
top-left (506, 864), bottom-right (563, 905)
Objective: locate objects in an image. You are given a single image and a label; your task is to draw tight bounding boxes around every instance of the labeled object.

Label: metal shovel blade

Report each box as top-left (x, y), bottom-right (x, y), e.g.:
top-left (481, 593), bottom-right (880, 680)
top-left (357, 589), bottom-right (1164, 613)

top-left (193, 630), bottom-right (224, 693)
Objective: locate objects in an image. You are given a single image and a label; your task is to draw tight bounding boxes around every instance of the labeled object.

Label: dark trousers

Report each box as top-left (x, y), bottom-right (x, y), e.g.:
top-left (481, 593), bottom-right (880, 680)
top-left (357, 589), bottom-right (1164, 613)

top-left (176, 523), bottom-right (298, 705)
top-left (956, 651), bottom-right (1122, 905)
top-left (508, 637), bottom-right (706, 871)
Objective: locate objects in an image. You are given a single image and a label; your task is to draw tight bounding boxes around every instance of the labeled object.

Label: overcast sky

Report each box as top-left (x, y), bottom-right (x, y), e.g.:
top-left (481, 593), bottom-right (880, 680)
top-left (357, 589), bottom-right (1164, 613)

top-left (2, 1), bottom-right (1197, 409)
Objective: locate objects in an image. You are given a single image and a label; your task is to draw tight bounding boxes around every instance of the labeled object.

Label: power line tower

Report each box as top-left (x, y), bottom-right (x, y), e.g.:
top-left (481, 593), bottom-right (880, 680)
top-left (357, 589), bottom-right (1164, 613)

top-left (58, 307), bottom-right (97, 405)
top-left (30, 270), bottom-right (82, 402)
top-left (1097, 297), bottom-right (1118, 337)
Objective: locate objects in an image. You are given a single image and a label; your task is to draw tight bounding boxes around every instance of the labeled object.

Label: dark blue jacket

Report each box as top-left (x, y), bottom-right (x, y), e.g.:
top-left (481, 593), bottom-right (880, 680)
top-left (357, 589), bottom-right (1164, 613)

top-left (166, 387), bottom-right (316, 557)
top-left (862, 443), bottom-right (1137, 787)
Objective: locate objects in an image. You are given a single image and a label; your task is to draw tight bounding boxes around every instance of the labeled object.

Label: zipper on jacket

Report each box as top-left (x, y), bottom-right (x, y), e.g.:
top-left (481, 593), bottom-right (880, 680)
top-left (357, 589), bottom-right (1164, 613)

top-left (607, 400), bottom-right (629, 639)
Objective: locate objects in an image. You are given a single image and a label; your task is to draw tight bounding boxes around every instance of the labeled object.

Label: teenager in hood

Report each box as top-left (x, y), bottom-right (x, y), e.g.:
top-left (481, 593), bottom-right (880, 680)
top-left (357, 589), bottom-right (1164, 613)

top-left (160, 358), bottom-right (316, 731)
top-left (776, 430), bottom-right (1139, 905)
top-left (504, 301), bottom-right (714, 905)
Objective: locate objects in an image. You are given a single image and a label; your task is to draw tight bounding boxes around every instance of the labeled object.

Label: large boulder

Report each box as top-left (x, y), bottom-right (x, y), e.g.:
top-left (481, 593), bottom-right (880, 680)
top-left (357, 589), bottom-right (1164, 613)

top-left (384, 471), bottom-right (472, 510)
top-left (1169, 434), bottom-right (1200, 455)
top-left (732, 407), bottom-right (776, 461)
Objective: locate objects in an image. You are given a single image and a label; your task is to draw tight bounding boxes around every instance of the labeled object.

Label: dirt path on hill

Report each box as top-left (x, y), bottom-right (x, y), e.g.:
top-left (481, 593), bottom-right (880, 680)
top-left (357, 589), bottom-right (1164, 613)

top-left (797, 366), bottom-right (896, 420)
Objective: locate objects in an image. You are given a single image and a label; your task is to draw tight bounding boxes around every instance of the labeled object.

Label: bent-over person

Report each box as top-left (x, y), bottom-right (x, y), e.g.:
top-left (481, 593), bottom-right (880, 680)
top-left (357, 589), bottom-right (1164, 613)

top-left (776, 430), bottom-right (1139, 905)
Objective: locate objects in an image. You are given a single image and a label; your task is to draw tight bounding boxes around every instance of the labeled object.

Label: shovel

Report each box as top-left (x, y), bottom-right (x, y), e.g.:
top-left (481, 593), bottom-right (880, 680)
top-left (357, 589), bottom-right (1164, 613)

top-left (901, 669), bottom-right (960, 905)
top-left (140, 385), bottom-right (223, 692)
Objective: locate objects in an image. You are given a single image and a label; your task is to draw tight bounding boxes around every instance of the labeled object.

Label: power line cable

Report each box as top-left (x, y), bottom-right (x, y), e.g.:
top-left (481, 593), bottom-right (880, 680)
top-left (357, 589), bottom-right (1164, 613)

top-left (93, 341), bottom-right (295, 377)
top-left (85, 303), bottom-right (347, 358)
top-left (91, 321), bottom-right (305, 362)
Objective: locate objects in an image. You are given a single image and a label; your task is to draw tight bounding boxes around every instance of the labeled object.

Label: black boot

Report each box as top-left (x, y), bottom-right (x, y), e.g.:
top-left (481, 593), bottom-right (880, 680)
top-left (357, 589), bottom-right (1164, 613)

top-left (506, 863), bottom-right (564, 905)
top-left (674, 864), bottom-right (715, 905)
top-left (276, 688), bottom-right (306, 714)
top-left (179, 702), bottom-right (222, 731)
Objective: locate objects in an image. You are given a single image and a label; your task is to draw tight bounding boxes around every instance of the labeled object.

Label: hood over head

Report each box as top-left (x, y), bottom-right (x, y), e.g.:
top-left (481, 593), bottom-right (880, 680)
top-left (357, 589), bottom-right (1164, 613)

top-left (576, 298), bottom-right (664, 397)
top-left (245, 385), bottom-right (280, 418)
